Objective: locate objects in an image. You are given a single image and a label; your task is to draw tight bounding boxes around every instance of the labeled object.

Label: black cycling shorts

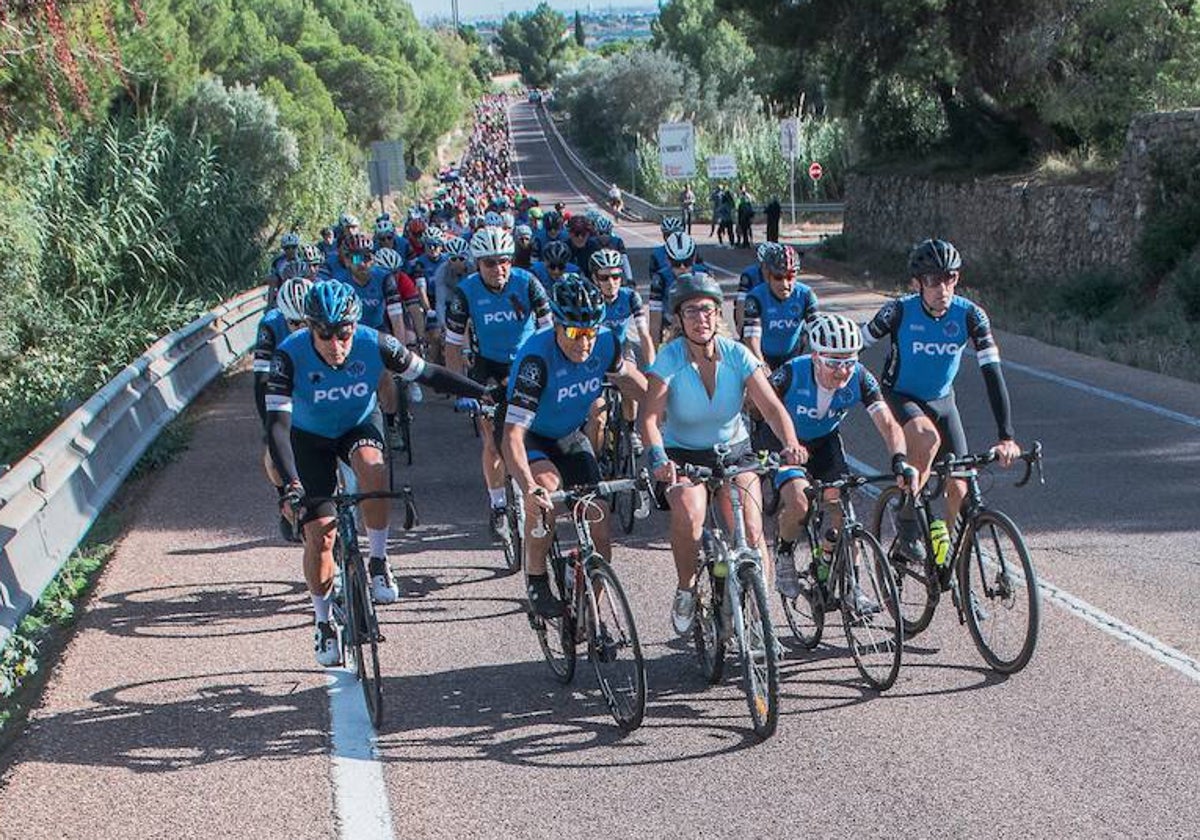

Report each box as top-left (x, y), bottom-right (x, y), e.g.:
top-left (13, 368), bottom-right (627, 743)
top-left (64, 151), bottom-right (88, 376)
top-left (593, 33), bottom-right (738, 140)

top-left (292, 420), bottom-right (384, 524)
top-left (884, 388), bottom-right (968, 459)
top-left (526, 429), bottom-right (602, 489)
top-left (656, 438), bottom-right (756, 510)
top-left (775, 430), bottom-right (848, 488)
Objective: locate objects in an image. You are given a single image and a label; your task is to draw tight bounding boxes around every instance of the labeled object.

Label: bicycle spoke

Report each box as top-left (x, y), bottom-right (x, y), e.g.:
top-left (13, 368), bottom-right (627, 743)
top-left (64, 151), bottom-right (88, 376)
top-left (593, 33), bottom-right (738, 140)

top-left (960, 511), bottom-right (1040, 673)
top-left (586, 561), bottom-right (646, 731)
top-left (841, 532), bottom-right (903, 691)
top-left (738, 565), bottom-right (779, 739)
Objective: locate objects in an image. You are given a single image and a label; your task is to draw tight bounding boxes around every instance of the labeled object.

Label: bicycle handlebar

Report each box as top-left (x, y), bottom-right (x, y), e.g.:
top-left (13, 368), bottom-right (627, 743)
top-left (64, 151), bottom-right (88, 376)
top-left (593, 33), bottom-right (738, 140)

top-left (543, 470), bottom-right (651, 506)
top-left (301, 489), bottom-right (414, 510)
top-left (934, 441), bottom-right (1045, 487)
top-left (680, 450), bottom-right (781, 485)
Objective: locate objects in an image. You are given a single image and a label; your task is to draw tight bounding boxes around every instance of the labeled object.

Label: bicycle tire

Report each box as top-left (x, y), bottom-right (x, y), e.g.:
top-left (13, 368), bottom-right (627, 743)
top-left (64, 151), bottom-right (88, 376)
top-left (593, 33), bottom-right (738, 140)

top-left (958, 509), bottom-right (1040, 674)
top-left (780, 531), bottom-right (826, 649)
top-left (335, 538), bottom-right (357, 671)
top-left (502, 478), bottom-right (524, 574)
top-left (613, 421), bottom-right (638, 535)
top-left (692, 560), bottom-right (726, 684)
top-left (737, 564), bottom-right (779, 739)
top-left (840, 530), bottom-right (903, 691)
top-left (585, 559), bottom-right (646, 731)
top-left (534, 544), bottom-right (576, 683)
top-left (871, 485), bottom-right (938, 637)
top-left (350, 554), bottom-right (384, 726)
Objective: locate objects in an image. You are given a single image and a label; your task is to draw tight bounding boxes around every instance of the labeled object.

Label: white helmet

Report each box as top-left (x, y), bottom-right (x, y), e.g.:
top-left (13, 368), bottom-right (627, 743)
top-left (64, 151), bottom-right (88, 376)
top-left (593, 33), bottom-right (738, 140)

top-left (807, 313), bottom-right (863, 355)
top-left (444, 236), bottom-right (470, 257)
top-left (514, 223), bottom-right (533, 240)
top-left (281, 232), bottom-right (301, 248)
top-left (374, 247), bottom-right (404, 270)
top-left (664, 232), bottom-right (696, 263)
top-left (276, 276), bottom-right (313, 322)
top-left (660, 216), bottom-right (684, 235)
top-left (470, 226), bottom-right (515, 259)
top-left (484, 211), bottom-right (504, 227)
top-left (500, 211), bottom-right (515, 229)
top-left (339, 213), bottom-right (360, 229)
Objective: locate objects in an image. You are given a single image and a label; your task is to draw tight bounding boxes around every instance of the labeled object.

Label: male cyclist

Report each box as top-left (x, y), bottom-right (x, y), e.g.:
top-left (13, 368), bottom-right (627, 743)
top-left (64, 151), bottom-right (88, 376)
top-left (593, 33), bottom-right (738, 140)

top-left (533, 210), bottom-right (567, 257)
top-left (740, 244), bottom-right (818, 369)
top-left (531, 240), bottom-right (581, 291)
top-left (863, 238), bottom-right (1020, 560)
top-left (769, 313), bottom-right (916, 606)
top-left (501, 276), bottom-right (647, 617)
top-left (268, 281), bottom-right (488, 666)
top-left (444, 227), bottom-right (552, 541)
top-left (648, 232), bottom-right (706, 347)
top-left (266, 232), bottom-right (302, 304)
top-left (647, 216), bottom-right (684, 280)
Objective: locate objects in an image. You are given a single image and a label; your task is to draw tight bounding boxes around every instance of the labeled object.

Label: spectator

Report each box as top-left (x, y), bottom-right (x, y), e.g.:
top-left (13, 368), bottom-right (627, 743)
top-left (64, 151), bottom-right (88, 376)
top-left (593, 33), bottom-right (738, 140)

top-left (680, 183), bottom-right (696, 235)
top-left (717, 186), bottom-right (735, 248)
top-left (765, 197), bottom-right (782, 243)
top-left (736, 188), bottom-right (755, 248)
top-left (709, 183), bottom-right (723, 238)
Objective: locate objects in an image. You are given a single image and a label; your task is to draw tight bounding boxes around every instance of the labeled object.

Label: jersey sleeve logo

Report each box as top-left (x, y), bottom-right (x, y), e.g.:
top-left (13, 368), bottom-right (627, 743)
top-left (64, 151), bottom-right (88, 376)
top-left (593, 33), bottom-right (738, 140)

top-left (517, 358), bottom-right (543, 389)
top-left (270, 356), bottom-right (286, 378)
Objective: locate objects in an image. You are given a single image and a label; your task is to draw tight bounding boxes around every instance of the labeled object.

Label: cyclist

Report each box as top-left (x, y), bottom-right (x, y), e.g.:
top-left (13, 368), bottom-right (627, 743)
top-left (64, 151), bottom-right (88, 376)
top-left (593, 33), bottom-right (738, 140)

top-left (268, 281), bottom-right (489, 666)
top-left (566, 215), bottom-right (598, 275)
top-left (299, 244), bottom-right (325, 280)
top-left (501, 276), bottom-right (647, 618)
top-left (531, 240), bottom-right (581, 291)
top-left (647, 216), bottom-right (684, 280)
top-left (639, 273), bottom-right (804, 635)
top-left (740, 244), bottom-right (817, 369)
top-left (372, 247), bottom-right (426, 348)
top-left (648, 232), bottom-right (705, 347)
top-left (266, 232), bottom-right (302, 304)
top-left (533, 209), bottom-right (567, 257)
top-left (253, 276), bottom-right (312, 541)
top-left (513, 224), bottom-right (535, 268)
top-left (374, 218), bottom-right (406, 261)
top-left (607, 182), bottom-right (624, 217)
top-left (444, 227), bottom-right (552, 541)
top-left (768, 313), bottom-right (916, 604)
top-left (317, 227), bottom-right (337, 262)
top-left (863, 238), bottom-right (1020, 561)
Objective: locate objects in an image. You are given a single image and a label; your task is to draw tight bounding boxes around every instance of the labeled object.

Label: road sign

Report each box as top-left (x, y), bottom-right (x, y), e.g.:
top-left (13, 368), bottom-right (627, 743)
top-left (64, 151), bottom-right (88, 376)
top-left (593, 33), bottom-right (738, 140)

top-left (405, 165), bottom-right (422, 183)
top-left (371, 140), bottom-right (405, 185)
top-left (658, 121), bottom-right (696, 180)
top-left (366, 159), bottom-right (390, 198)
top-left (779, 118), bottom-right (799, 159)
top-left (809, 161), bottom-right (824, 181)
top-left (706, 154), bottom-right (737, 179)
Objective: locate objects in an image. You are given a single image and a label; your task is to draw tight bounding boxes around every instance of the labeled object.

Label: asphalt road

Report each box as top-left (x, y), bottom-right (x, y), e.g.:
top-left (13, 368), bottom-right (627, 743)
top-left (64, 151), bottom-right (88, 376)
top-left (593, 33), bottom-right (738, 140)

top-left (1, 99), bottom-right (1197, 840)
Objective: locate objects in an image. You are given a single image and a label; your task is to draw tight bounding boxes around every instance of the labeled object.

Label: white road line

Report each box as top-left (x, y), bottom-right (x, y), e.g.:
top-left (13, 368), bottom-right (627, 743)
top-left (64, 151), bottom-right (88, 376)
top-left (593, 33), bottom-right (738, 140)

top-left (845, 455), bottom-right (1200, 684)
top-left (328, 667), bottom-right (394, 840)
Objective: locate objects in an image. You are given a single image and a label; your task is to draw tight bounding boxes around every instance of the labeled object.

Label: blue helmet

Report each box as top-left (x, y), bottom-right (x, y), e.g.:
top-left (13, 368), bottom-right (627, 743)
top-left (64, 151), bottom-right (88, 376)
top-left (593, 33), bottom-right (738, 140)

top-left (549, 274), bottom-right (606, 328)
top-left (305, 280), bottom-right (361, 327)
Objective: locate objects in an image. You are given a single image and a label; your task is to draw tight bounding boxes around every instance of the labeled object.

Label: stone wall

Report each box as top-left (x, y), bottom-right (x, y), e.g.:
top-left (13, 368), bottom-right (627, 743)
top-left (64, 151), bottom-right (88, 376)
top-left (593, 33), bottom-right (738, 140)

top-left (843, 109), bottom-right (1200, 279)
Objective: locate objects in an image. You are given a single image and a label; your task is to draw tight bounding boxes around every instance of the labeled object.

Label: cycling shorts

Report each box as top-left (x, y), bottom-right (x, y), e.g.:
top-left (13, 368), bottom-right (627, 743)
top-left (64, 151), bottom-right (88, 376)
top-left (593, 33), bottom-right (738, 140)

top-left (884, 388), bottom-right (968, 459)
top-left (292, 420), bottom-right (384, 524)
top-left (656, 439), bottom-right (756, 510)
top-left (526, 429), bottom-right (602, 489)
top-left (774, 430), bottom-right (848, 489)
top-left (470, 356), bottom-right (511, 387)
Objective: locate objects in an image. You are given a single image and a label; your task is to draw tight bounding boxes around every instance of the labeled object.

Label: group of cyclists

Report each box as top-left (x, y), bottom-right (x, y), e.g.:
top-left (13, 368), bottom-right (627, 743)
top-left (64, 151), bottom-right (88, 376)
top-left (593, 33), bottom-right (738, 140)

top-left (251, 92), bottom-right (1024, 677)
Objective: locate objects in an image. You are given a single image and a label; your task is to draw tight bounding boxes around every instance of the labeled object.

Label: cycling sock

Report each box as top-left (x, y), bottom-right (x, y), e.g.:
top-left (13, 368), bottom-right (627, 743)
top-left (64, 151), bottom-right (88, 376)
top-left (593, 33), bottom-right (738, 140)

top-left (488, 487), bottom-right (506, 508)
top-left (367, 528), bottom-right (388, 558)
top-left (312, 592), bottom-right (332, 623)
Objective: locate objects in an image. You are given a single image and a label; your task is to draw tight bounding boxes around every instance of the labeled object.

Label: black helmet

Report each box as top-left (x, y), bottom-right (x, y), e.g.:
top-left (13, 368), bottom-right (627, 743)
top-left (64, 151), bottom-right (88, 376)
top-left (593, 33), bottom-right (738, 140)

top-left (908, 239), bottom-right (961, 276)
top-left (549, 274), bottom-right (606, 328)
top-left (669, 272), bottom-right (723, 315)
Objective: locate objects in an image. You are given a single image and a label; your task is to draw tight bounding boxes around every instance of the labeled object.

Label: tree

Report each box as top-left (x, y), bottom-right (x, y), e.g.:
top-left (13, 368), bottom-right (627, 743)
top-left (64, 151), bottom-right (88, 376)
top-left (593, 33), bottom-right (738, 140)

top-left (574, 11), bottom-right (586, 48)
top-left (496, 3), bottom-right (569, 87)
top-left (652, 0), bottom-right (754, 103)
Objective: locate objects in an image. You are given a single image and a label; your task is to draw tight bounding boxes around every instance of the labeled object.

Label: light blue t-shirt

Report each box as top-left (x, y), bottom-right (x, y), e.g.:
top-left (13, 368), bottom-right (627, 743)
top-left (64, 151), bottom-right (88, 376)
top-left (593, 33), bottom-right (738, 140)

top-left (647, 335), bottom-right (762, 450)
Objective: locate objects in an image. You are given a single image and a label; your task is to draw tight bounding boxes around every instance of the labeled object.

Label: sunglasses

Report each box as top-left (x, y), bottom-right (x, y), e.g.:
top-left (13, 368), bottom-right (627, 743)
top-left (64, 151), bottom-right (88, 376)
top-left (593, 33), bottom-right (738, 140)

top-left (563, 325), bottom-right (599, 340)
top-left (479, 257), bottom-right (511, 268)
top-left (670, 259), bottom-right (694, 269)
top-left (313, 323), bottom-right (355, 341)
top-left (286, 319), bottom-right (305, 330)
top-left (918, 272), bottom-right (959, 288)
top-left (680, 303), bottom-right (718, 319)
top-left (817, 355), bottom-right (858, 371)
top-left (449, 255), bottom-right (467, 262)
top-left (595, 271), bottom-right (622, 282)
top-left (378, 233), bottom-right (394, 240)
top-left (349, 253), bottom-right (372, 266)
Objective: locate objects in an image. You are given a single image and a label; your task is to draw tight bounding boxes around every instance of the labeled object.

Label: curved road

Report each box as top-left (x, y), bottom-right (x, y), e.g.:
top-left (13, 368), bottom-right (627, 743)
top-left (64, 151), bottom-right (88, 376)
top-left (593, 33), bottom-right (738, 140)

top-left (2, 100), bottom-right (1198, 840)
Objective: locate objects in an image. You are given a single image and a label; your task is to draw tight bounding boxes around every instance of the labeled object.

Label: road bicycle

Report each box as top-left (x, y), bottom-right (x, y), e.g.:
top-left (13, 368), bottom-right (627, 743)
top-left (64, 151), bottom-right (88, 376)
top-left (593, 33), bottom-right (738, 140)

top-left (305, 488), bottom-right (416, 728)
top-left (595, 382), bottom-right (645, 534)
top-left (464, 402), bottom-right (525, 575)
top-left (684, 447), bottom-right (781, 740)
top-left (529, 474), bottom-right (652, 731)
top-left (870, 443), bottom-right (1044, 673)
top-left (779, 471), bottom-right (904, 691)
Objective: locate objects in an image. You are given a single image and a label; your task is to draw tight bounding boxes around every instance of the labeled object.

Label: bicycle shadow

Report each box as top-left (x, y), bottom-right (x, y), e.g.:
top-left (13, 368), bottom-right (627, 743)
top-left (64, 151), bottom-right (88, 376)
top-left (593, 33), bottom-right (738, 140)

top-left (167, 537), bottom-right (279, 556)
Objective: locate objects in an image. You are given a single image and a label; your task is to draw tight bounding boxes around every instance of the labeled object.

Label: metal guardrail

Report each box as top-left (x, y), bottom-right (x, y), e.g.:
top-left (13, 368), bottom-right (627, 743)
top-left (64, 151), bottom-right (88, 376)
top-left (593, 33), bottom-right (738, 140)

top-left (535, 104), bottom-right (845, 220)
top-left (0, 286), bottom-right (268, 648)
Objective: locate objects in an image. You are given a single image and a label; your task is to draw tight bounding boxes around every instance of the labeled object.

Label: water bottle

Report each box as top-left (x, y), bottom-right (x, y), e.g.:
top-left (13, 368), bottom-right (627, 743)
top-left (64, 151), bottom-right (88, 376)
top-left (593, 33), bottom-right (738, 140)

top-left (930, 519), bottom-right (950, 567)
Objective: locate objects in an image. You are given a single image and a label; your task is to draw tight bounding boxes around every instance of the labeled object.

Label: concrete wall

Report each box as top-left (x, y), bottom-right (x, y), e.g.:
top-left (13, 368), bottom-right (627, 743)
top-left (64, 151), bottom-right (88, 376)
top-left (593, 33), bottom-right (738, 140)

top-left (843, 109), bottom-right (1200, 278)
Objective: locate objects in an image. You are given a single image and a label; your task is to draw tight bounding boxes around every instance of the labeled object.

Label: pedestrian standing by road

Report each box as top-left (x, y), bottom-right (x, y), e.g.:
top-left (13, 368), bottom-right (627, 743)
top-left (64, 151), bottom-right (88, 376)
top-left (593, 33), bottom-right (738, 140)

top-left (765, 197), bottom-right (782, 243)
top-left (708, 184), bottom-right (722, 238)
top-left (736, 188), bottom-right (755, 248)
top-left (680, 183), bottom-right (696, 235)
top-left (717, 187), bottom-right (735, 248)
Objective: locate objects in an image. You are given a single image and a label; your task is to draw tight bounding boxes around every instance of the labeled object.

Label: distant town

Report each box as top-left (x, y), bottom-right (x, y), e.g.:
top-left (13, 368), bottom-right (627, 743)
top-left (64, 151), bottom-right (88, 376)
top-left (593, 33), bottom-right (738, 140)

top-left (430, 6), bottom-right (659, 46)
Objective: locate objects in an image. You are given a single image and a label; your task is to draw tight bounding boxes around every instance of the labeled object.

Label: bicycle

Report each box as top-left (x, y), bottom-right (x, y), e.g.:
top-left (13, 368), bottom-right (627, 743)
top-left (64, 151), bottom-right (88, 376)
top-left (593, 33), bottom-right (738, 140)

top-left (870, 442), bottom-right (1044, 674)
top-left (778, 471), bottom-right (904, 691)
top-left (529, 473), bottom-right (652, 731)
top-left (595, 382), bottom-right (644, 534)
top-left (462, 402), bottom-right (525, 575)
top-left (683, 447), bottom-right (781, 740)
top-left (304, 488), bottom-right (417, 728)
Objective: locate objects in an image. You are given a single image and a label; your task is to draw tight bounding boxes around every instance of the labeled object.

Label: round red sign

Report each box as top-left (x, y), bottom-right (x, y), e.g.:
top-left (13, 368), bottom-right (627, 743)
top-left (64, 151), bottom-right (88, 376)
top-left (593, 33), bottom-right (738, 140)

top-left (808, 161), bottom-right (823, 180)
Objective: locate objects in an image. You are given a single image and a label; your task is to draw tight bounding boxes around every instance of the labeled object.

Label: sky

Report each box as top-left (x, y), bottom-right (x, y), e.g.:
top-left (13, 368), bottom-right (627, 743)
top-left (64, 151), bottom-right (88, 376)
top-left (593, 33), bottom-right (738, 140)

top-left (410, 0), bottom-right (657, 24)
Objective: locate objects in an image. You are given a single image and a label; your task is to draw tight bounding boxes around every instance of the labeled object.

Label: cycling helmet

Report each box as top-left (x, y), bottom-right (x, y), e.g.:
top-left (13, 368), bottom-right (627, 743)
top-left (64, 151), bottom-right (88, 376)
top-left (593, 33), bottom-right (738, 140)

top-left (422, 230), bottom-right (443, 248)
top-left (345, 232), bottom-right (374, 255)
top-left (375, 212), bottom-right (391, 225)
top-left (763, 244), bottom-right (799, 276)
top-left (281, 232), bottom-right (301, 248)
top-left (549, 274), bottom-right (606, 328)
top-left (300, 243), bottom-right (323, 266)
top-left (514, 223), bottom-right (533, 241)
top-left (756, 241), bottom-right (774, 264)
top-left (664, 232), bottom-right (696, 263)
top-left (305, 279), bottom-right (362, 327)
top-left (542, 240), bottom-right (572, 267)
top-left (444, 236), bottom-right (470, 258)
top-left (500, 211), bottom-right (515, 229)
top-left (568, 215), bottom-right (592, 235)
top-left (374, 247), bottom-right (404, 270)
top-left (593, 216), bottom-right (613, 236)
top-left (338, 213), bottom-right (360, 229)
top-left (584, 208), bottom-right (601, 225)
top-left (484, 210), bottom-right (504, 227)
top-left (375, 219), bottom-right (396, 235)
top-left (528, 206), bottom-right (544, 222)
top-left (670, 272), bottom-right (723, 315)
top-left (660, 216), bottom-right (684, 235)
top-left (470, 226), bottom-right (515, 259)
top-left (406, 218), bottom-right (427, 237)
top-left (807, 312), bottom-right (863, 355)
top-left (542, 210), bottom-right (562, 229)
top-left (276, 277), bottom-right (313, 322)
top-left (589, 248), bottom-right (623, 275)
top-left (908, 238), bottom-right (961, 275)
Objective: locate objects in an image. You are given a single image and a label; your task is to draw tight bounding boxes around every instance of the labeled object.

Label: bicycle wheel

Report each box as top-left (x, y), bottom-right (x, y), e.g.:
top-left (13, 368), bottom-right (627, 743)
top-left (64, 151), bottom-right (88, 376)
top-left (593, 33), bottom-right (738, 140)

top-left (780, 534), bottom-right (825, 650)
top-left (534, 545), bottom-right (576, 684)
top-left (335, 539), bottom-right (357, 671)
top-left (692, 560), bottom-right (725, 684)
top-left (350, 555), bottom-right (384, 726)
top-left (871, 485), bottom-right (938, 637)
top-left (502, 478), bottom-right (524, 575)
top-left (585, 559), bottom-right (646, 731)
top-left (840, 531), bottom-right (903, 691)
top-left (737, 564), bottom-right (779, 740)
top-left (612, 421), bottom-right (638, 535)
top-left (958, 509), bottom-right (1040, 674)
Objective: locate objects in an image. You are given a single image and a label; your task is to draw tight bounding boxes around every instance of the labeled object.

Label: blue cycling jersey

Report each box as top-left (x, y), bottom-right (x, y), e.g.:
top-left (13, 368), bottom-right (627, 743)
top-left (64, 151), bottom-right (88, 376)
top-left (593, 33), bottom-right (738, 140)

top-left (266, 326), bottom-right (424, 438)
top-left (648, 244), bottom-right (668, 279)
top-left (444, 268), bottom-right (551, 364)
top-left (769, 355), bottom-right (884, 441)
top-left (325, 264), bottom-right (396, 330)
top-left (600, 287), bottom-right (646, 343)
top-left (737, 264), bottom-right (764, 302)
top-left (410, 252), bottom-right (445, 281)
top-left (533, 228), bottom-right (568, 256)
top-left (866, 294), bottom-right (999, 401)
top-left (741, 282), bottom-right (818, 362)
top-left (253, 309), bottom-right (292, 375)
top-left (530, 260), bottom-right (581, 290)
top-left (506, 327), bottom-right (623, 440)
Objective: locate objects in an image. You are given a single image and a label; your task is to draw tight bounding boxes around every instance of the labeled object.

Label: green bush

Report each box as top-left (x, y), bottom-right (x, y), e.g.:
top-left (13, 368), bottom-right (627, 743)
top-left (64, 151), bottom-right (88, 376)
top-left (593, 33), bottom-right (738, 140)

top-left (1055, 269), bottom-right (1135, 320)
top-left (1172, 255), bottom-right (1200, 323)
top-left (818, 234), bottom-right (851, 262)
